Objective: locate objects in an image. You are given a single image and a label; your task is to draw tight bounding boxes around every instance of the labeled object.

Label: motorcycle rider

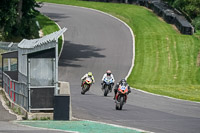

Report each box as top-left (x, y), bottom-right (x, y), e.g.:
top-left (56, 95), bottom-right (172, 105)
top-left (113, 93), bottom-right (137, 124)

top-left (81, 72), bottom-right (95, 87)
top-left (101, 70), bottom-right (115, 92)
top-left (113, 79), bottom-right (131, 100)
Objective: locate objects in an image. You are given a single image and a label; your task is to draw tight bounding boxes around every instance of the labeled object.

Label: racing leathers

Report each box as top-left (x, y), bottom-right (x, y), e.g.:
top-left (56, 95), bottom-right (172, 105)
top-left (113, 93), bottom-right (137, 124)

top-left (81, 73), bottom-right (95, 87)
top-left (114, 80), bottom-right (131, 99)
top-left (101, 73), bottom-right (115, 91)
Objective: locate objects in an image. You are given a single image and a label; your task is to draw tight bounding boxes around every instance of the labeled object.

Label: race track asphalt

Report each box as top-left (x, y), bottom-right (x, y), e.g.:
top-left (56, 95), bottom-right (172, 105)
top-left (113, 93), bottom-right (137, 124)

top-left (38, 3), bottom-right (200, 133)
top-left (1, 2), bottom-right (199, 133)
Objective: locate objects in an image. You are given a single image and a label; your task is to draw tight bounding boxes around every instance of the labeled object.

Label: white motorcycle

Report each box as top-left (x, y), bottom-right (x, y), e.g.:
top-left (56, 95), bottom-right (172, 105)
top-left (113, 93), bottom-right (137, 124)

top-left (101, 76), bottom-right (114, 96)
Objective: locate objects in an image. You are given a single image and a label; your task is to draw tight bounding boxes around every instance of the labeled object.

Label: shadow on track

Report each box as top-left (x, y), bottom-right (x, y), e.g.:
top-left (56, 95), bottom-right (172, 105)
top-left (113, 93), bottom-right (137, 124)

top-left (40, 12), bottom-right (70, 22)
top-left (59, 41), bottom-right (106, 67)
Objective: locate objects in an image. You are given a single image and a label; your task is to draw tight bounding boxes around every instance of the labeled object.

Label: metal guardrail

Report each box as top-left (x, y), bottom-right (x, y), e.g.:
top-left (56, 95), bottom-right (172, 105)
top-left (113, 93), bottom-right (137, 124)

top-left (0, 42), bottom-right (18, 51)
top-left (3, 72), bottom-right (28, 110)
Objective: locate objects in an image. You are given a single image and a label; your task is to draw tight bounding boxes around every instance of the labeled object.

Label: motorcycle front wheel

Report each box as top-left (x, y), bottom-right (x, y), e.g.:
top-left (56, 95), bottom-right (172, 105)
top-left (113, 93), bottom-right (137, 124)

top-left (81, 84), bottom-right (89, 95)
top-left (115, 95), bottom-right (122, 110)
top-left (104, 86), bottom-right (109, 96)
top-left (119, 96), bottom-right (124, 110)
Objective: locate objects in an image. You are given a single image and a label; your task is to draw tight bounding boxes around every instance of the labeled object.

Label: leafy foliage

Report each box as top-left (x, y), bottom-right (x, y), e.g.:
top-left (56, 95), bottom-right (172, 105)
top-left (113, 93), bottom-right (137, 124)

top-left (192, 17), bottom-right (200, 31)
top-left (173, 0), bottom-right (200, 19)
top-left (164, 0), bottom-right (200, 19)
top-left (0, 0), bottom-right (40, 41)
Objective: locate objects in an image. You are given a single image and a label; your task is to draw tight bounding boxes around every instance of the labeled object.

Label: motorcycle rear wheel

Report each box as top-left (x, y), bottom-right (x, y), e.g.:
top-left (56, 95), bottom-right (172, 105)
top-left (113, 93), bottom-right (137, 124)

top-left (115, 104), bottom-right (119, 110)
top-left (81, 90), bottom-right (85, 95)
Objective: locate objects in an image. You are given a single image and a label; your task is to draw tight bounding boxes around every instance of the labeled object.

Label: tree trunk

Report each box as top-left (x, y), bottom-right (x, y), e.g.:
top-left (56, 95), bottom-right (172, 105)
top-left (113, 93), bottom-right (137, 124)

top-left (17, 0), bottom-right (23, 23)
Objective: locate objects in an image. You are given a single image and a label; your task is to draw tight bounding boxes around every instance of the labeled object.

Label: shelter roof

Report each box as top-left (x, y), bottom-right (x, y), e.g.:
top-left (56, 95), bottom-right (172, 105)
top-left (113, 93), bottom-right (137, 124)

top-left (18, 28), bottom-right (67, 49)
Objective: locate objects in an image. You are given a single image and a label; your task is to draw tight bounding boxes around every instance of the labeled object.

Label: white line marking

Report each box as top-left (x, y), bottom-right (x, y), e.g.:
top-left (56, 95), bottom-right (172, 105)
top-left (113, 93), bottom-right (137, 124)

top-left (73, 117), bottom-right (153, 133)
top-left (13, 121), bottom-right (78, 133)
top-left (42, 3), bottom-right (150, 132)
top-left (132, 87), bottom-right (200, 104)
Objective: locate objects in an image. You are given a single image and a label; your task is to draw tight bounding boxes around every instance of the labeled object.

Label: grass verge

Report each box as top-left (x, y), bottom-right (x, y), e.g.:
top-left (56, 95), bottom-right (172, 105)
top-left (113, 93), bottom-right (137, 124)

top-left (36, 13), bottom-right (62, 53)
top-left (37, 0), bottom-right (200, 102)
top-left (0, 90), bottom-right (22, 115)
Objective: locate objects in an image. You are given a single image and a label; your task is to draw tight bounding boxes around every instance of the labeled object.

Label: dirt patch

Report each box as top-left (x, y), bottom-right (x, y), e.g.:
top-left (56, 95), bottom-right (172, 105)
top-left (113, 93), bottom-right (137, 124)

top-left (144, 7), bottom-right (181, 34)
top-left (158, 17), bottom-right (165, 22)
top-left (144, 7), bottom-right (153, 12)
top-left (174, 42), bottom-right (179, 79)
top-left (166, 36), bottom-right (171, 67)
top-left (171, 25), bottom-right (180, 34)
top-left (196, 51), bottom-right (200, 66)
top-left (144, 7), bottom-right (165, 22)
top-left (194, 34), bottom-right (200, 40)
top-left (154, 51), bottom-right (159, 72)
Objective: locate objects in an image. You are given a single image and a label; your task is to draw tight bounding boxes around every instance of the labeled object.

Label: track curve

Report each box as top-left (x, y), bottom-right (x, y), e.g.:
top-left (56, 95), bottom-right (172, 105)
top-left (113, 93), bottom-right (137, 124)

top-left (39, 3), bottom-right (200, 133)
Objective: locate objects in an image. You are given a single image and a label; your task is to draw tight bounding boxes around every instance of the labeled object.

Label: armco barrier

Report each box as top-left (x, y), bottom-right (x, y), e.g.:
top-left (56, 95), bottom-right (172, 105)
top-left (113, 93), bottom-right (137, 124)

top-left (138, 0), bottom-right (194, 35)
top-left (3, 72), bottom-right (28, 110)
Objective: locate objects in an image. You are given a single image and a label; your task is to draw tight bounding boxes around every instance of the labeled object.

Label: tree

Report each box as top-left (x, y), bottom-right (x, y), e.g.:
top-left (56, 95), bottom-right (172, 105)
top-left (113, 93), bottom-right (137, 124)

top-left (173, 0), bottom-right (200, 18)
top-left (0, 0), bottom-right (40, 41)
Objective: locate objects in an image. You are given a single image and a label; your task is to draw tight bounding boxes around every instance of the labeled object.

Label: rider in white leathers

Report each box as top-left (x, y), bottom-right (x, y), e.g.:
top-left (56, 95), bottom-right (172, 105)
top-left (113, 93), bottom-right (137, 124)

top-left (101, 70), bottom-right (115, 92)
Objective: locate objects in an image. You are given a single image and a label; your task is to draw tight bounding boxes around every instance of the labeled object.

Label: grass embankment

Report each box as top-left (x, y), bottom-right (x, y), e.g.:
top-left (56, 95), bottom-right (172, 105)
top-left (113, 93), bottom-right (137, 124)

top-left (36, 14), bottom-right (62, 53)
top-left (37, 0), bottom-right (200, 102)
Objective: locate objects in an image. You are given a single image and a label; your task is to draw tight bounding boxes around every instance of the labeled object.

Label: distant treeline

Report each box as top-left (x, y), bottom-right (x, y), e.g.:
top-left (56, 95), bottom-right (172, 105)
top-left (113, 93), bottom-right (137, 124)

top-left (163, 0), bottom-right (200, 31)
top-left (163, 0), bottom-right (200, 19)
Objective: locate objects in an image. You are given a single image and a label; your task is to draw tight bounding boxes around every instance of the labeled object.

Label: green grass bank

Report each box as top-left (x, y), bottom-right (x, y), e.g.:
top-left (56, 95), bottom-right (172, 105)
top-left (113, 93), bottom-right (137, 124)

top-left (36, 14), bottom-right (62, 53)
top-left (37, 0), bottom-right (200, 102)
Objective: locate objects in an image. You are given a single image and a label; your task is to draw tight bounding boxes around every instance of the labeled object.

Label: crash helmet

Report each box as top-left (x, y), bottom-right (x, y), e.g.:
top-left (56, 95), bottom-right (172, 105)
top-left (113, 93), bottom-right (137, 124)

top-left (88, 72), bottom-right (93, 77)
top-left (106, 70), bottom-right (111, 76)
top-left (121, 79), bottom-right (126, 84)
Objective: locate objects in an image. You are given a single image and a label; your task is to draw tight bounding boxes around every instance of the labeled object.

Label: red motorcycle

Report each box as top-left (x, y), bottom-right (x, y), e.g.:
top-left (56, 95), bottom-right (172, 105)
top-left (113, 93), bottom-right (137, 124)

top-left (115, 84), bottom-right (128, 110)
top-left (81, 77), bottom-right (93, 95)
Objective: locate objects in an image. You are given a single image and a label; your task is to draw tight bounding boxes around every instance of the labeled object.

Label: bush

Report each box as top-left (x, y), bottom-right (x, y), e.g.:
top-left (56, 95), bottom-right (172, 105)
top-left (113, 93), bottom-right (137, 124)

top-left (192, 17), bottom-right (200, 31)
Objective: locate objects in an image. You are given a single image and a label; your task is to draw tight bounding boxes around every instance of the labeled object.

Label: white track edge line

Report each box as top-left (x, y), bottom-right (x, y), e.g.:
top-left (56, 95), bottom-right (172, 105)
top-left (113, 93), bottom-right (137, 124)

top-left (42, 3), bottom-right (199, 133)
top-left (132, 87), bottom-right (200, 104)
top-left (13, 121), bottom-right (78, 133)
top-left (56, 3), bottom-right (200, 104)
top-left (43, 3), bottom-right (151, 132)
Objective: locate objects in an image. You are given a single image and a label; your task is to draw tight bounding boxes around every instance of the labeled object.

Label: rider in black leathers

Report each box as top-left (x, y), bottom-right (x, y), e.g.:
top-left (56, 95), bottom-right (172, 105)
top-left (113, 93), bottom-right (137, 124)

top-left (113, 79), bottom-right (131, 100)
